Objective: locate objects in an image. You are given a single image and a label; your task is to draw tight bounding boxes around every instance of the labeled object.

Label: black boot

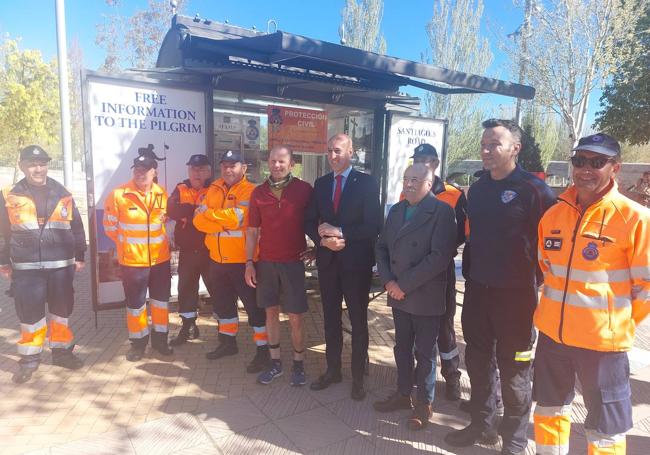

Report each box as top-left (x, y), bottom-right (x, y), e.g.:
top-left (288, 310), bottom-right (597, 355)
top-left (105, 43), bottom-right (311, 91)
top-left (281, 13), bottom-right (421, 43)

top-left (12, 355), bottom-right (40, 384)
top-left (151, 331), bottom-right (174, 356)
top-left (52, 346), bottom-right (84, 370)
top-left (126, 336), bottom-right (148, 362)
top-left (170, 316), bottom-right (197, 346)
top-left (206, 333), bottom-right (238, 360)
top-left (246, 345), bottom-right (271, 373)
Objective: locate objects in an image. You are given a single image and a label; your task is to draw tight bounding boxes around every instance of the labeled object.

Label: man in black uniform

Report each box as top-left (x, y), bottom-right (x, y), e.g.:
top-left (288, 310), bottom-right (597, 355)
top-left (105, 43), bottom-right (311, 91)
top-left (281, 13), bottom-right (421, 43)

top-left (445, 119), bottom-right (556, 454)
top-left (167, 154), bottom-right (212, 345)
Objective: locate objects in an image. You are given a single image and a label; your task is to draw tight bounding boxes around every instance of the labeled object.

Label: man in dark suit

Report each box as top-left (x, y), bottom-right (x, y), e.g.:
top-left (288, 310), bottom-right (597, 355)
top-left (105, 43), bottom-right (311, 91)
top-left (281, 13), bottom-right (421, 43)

top-left (305, 133), bottom-right (382, 401)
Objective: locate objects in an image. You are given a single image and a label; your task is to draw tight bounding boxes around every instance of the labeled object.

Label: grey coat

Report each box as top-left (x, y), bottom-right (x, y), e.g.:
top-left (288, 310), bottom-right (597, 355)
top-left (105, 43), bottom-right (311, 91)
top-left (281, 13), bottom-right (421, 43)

top-left (375, 193), bottom-right (457, 316)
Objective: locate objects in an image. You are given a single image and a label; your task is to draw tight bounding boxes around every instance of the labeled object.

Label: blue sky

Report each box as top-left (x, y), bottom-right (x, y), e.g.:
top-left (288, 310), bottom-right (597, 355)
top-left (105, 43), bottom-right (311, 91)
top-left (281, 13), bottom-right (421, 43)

top-left (0, 0), bottom-right (597, 124)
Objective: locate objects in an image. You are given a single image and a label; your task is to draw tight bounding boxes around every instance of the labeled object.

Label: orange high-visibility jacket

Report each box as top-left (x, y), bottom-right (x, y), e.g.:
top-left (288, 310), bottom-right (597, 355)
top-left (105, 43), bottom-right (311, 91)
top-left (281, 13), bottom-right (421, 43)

top-left (103, 180), bottom-right (170, 267)
top-left (193, 177), bottom-right (255, 263)
top-left (0, 177), bottom-right (86, 270)
top-left (535, 182), bottom-right (650, 351)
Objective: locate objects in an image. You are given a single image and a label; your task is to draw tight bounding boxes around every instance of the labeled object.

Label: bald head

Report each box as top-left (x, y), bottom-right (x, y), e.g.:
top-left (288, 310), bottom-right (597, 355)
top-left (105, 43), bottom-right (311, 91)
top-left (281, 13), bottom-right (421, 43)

top-left (403, 163), bottom-right (433, 205)
top-left (327, 133), bottom-right (354, 174)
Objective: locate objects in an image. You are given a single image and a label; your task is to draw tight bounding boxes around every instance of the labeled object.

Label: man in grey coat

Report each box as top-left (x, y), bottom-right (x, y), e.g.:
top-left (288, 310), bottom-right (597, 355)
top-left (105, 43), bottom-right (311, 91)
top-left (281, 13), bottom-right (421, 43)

top-left (374, 163), bottom-right (457, 430)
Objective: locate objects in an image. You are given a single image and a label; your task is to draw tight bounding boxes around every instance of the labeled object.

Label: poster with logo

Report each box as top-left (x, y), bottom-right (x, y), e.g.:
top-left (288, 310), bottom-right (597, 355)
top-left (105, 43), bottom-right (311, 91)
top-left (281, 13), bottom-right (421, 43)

top-left (83, 72), bottom-right (211, 309)
top-left (385, 114), bottom-right (447, 214)
top-left (214, 113), bottom-right (261, 150)
top-left (267, 105), bottom-right (328, 153)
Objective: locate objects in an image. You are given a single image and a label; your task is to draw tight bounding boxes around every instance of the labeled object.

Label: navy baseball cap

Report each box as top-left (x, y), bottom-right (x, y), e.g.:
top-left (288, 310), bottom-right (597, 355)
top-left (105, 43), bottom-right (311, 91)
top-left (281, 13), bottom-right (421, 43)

top-left (411, 143), bottom-right (439, 160)
top-left (186, 154), bottom-right (210, 166)
top-left (219, 150), bottom-right (243, 163)
top-left (131, 155), bottom-right (158, 170)
top-left (572, 133), bottom-right (621, 157)
top-left (19, 145), bottom-right (51, 162)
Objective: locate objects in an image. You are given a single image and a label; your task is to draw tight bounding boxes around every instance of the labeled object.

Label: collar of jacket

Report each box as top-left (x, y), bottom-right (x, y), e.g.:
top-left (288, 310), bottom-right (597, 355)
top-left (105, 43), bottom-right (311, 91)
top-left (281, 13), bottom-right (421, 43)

top-left (181, 178), bottom-right (212, 189)
top-left (432, 175), bottom-right (446, 195)
top-left (400, 192), bottom-right (438, 213)
top-left (11, 177), bottom-right (69, 198)
top-left (212, 176), bottom-right (249, 192)
top-left (558, 179), bottom-right (621, 212)
top-left (123, 180), bottom-right (165, 196)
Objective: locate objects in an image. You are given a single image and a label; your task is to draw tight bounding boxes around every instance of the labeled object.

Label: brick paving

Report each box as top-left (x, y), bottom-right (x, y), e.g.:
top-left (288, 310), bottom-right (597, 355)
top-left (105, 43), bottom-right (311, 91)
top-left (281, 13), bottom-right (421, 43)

top-left (1, 266), bottom-right (649, 455)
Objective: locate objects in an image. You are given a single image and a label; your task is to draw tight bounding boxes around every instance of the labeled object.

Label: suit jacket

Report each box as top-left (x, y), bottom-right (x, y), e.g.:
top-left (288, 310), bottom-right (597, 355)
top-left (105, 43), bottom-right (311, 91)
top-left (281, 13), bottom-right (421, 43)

top-left (375, 193), bottom-right (457, 316)
top-left (305, 169), bottom-right (382, 271)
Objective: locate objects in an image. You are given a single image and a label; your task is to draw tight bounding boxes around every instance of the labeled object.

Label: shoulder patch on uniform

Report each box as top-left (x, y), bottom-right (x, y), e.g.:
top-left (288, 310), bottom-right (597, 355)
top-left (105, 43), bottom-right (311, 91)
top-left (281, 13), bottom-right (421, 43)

top-left (543, 237), bottom-right (562, 250)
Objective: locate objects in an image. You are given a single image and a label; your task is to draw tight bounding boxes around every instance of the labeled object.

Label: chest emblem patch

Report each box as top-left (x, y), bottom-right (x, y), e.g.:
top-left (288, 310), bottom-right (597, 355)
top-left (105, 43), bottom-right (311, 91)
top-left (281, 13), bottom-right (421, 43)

top-left (544, 237), bottom-right (562, 250)
top-left (582, 242), bottom-right (599, 261)
top-left (501, 190), bottom-right (518, 203)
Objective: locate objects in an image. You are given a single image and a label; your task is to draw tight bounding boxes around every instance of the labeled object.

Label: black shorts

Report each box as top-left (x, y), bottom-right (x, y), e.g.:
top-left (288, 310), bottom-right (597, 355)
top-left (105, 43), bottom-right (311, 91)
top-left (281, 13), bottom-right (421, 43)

top-left (256, 261), bottom-right (308, 314)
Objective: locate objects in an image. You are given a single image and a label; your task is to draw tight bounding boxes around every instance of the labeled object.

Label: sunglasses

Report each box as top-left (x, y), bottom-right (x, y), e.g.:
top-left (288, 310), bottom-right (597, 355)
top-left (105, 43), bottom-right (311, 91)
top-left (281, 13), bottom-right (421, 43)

top-left (570, 155), bottom-right (614, 169)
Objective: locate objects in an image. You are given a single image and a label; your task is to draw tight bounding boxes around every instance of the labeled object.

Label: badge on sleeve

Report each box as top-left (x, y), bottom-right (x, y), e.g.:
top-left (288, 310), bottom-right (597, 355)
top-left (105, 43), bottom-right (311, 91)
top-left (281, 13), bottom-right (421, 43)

top-left (544, 237), bottom-right (562, 250)
top-left (582, 242), bottom-right (599, 260)
top-left (60, 205), bottom-right (68, 218)
top-left (501, 190), bottom-right (518, 203)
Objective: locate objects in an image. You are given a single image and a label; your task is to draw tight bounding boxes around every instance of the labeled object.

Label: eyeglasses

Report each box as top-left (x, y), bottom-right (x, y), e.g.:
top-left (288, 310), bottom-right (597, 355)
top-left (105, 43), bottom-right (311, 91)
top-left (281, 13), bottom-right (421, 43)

top-left (570, 155), bottom-right (614, 169)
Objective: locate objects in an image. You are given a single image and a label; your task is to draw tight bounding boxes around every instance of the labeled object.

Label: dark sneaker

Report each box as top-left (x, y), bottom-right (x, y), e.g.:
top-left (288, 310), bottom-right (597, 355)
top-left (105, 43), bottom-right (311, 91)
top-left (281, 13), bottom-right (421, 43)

top-left (290, 368), bottom-right (306, 386)
top-left (373, 391), bottom-right (413, 412)
top-left (257, 361), bottom-right (283, 385)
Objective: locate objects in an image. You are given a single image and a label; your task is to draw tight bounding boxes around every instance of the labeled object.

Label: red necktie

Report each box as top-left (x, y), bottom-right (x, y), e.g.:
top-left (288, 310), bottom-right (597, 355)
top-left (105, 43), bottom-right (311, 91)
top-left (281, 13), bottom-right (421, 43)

top-left (333, 174), bottom-right (343, 212)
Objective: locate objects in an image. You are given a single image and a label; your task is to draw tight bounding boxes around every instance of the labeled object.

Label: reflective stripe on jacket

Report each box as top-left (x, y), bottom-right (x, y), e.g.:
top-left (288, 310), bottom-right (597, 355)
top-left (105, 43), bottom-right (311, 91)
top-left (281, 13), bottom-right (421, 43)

top-left (193, 177), bottom-right (255, 263)
top-left (103, 180), bottom-right (170, 267)
top-left (0, 177), bottom-right (86, 269)
top-left (535, 182), bottom-right (650, 351)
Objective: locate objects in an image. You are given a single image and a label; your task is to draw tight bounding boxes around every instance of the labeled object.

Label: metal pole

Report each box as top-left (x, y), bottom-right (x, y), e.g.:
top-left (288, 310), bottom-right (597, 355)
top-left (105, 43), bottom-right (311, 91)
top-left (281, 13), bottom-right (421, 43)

top-left (515, 0), bottom-right (533, 126)
top-left (55, 0), bottom-right (73, 187)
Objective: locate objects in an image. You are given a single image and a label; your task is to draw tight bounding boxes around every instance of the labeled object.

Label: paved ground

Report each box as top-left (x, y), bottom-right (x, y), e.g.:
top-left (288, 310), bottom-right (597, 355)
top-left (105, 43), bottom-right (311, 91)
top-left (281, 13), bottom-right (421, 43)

top-left (1, 266), bottom-right (650, 455)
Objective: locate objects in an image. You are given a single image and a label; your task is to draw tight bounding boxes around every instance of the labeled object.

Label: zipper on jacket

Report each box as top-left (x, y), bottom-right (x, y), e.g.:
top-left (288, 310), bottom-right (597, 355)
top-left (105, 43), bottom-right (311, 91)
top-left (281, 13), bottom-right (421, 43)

top-left (216, 185), bottom-right (226, 263)
top-left (557, 197), bottom-right (582, 344)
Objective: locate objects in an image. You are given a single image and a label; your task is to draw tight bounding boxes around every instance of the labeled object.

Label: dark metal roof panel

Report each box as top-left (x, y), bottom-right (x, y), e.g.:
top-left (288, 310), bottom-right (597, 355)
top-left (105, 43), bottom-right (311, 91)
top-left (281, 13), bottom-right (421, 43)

top-left (157, 15), bottom-right (535, 100)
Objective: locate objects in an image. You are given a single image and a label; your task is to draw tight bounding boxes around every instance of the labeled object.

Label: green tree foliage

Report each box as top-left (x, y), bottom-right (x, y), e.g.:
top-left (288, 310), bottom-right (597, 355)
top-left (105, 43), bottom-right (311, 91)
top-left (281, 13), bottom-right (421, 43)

top-left (595, 4), bottom-right (650, 146)
top-left (0, 38), bottom-right (60, 160)
top-left (422, 0), bottom-right (493, 167)
top-left (339, 0), bottom-right (387, 53)
top-left (521, 109), bottom-right (561, 167)
top-left (518, 126), bottom-right (545, 172)
top-left (96, 0), bottom-right (187, 72)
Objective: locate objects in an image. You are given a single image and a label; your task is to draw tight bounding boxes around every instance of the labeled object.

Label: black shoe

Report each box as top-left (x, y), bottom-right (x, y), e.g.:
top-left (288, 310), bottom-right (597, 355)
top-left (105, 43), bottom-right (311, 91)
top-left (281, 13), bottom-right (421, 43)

top-left (407, 402), bottom-right (433, 431)
top-left (12, 363), bottom-right (39, 384)
top-left (351, 381), bottom-right (366, 401)
top-left (151, 331), bottom-right (174, 356)
top-left (373, 391), bottom-right (414, 412)
top-left (206, 335), bottom-right (238, 360)
top-left (126, 345), bottom-right (145, 362)
top-left (309, 371), bottom-right (342, 391)
top-left (52, 349), bottom-right (84, 370)
top-left (246, 345), bottom-right (271, 373)
top-left (169, 316), bottom-right (196, 346)
top-left (445, 377), bottom-right (461, 401)
top-left (189, 320), bottom-right (200, 339)
top-left (444, 424), bottom-right (499, 447)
